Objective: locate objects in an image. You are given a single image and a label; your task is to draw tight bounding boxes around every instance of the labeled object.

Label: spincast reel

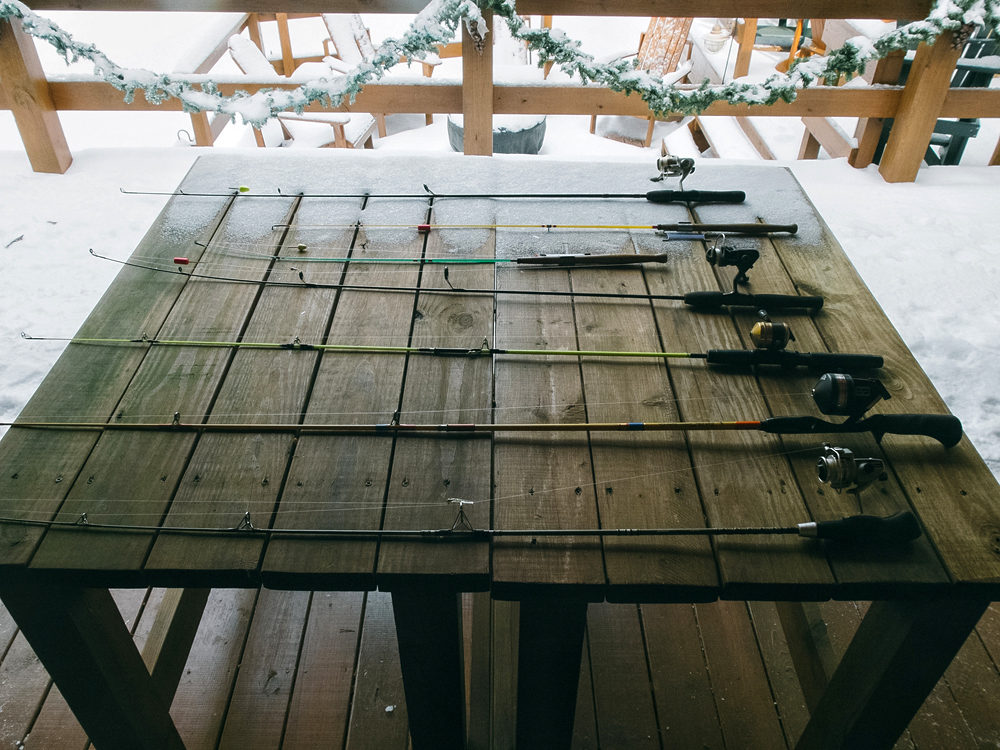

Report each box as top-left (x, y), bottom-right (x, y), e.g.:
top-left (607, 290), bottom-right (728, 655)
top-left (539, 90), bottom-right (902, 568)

top-left (750, 311), bottom-right (795, 350)
top-left (705, 236), bottom-right (760, 287)
top-left (812, 373), bottom-right (892, 420)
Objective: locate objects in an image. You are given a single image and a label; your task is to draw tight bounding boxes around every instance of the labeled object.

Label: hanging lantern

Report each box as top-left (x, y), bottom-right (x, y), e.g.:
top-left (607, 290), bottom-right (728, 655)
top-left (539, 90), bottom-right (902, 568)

top-left (703, 23), bottom-right (731, 54)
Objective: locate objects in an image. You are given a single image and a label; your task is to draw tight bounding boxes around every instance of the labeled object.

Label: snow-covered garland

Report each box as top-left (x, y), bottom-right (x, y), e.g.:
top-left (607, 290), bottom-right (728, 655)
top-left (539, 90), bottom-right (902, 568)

top-left (1, 0), bottom-right (999, 127)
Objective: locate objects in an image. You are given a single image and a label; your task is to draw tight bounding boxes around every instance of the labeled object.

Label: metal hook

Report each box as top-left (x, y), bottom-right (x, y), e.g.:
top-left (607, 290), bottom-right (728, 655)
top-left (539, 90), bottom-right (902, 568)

top-left (236, 511), bottom-right (256, 531)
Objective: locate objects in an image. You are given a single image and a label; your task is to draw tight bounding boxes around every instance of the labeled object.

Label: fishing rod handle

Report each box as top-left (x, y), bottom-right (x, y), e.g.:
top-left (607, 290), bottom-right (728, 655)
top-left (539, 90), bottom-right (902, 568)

top-left (759, 414), bottom-right (964, 448)
top-left (705, 350), bottom-right (884, 370)
top-left (654, 223), bottom-right (799, 235)
top-left (683, 292), bottom-right (825, 310)
top-left (798, 511), bottom-right (922, 543)
top-left (514, 253), bottom-right (669, 266)
top-left (645, 190), bottom-right (746, 204)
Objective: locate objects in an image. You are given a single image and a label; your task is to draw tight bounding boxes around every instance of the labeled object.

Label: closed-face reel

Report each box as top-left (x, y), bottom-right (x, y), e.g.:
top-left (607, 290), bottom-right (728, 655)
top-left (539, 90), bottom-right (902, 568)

top-left (812, 373), bottom-right (891, 420)
top-left (651, 155), bottom-right (696, 188)
top-left (705, 237), bottom-right (760, 286)
top-left (750, 311), bottom-right (795, 350)
top-left (816, 443), bottom-right (888, 499)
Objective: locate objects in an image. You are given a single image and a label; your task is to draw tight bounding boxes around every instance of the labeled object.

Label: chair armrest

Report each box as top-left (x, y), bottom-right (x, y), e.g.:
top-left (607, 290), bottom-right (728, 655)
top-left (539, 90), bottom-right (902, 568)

top-left (323, 56), bottom-right (354, 73)
top-left (278, 112), bottom-right (352, 125)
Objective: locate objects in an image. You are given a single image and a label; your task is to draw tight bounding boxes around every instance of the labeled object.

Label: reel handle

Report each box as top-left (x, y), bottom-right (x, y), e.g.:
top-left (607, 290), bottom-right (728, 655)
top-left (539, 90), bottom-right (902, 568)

top-left (798, 511), bottom-right (922, 543)
top-left (760, 414), bottom-right (964, 448)
top-left (705, 350), bottom-right (884, 370)
top-left (646, 190), bottom-right (746, 204)
top-left (683, 292), bottom-right (825, 310)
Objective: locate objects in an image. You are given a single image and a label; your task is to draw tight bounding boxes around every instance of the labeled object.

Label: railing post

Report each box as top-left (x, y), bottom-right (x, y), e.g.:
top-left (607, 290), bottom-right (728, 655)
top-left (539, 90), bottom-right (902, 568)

top-left (734, 18), bottom-right (757, 79)
top-left (0, 17), bottom-right (72, 173)
top-left (879, 31), bottom-right (961, 183)
top-left (462, 7), bottom-right (493, 156)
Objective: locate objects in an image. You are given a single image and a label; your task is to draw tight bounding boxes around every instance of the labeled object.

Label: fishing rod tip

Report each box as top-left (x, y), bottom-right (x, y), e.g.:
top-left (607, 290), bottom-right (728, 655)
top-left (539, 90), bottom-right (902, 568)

top-left (20, 332), bottom-right (30, 339)
top-left (88, 248), bottom-right (97, 257)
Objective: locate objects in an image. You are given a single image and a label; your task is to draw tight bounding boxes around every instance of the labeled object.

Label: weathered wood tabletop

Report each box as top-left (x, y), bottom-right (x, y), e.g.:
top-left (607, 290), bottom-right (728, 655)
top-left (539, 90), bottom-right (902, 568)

top-left (1, 154), bottom-right (998, 750)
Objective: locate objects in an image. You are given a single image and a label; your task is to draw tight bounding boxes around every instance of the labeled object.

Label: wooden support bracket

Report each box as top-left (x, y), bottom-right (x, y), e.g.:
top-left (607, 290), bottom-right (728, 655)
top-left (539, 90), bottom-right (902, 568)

top-left (0, 18), bottom-right (72, 173)
top-left (461, 9), bottom-right (493, 156)
top-left (879, 31), bottom-right (962, 183)
top-left (850, 49), bottom-right (906, 168)
top-left (140, 588), bottom-right (211, 704)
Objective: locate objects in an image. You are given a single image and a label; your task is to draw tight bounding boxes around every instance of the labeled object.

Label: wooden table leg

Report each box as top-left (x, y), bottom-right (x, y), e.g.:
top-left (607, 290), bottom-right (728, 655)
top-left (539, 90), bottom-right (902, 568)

top-left (516, 599), bottom-right (588, 750)
top-left (391, 590), bottom-right (466, 750)
top-left (795, 596), bottom-right (989, 750)
top-left (0, 580), bottom-right (185, 750)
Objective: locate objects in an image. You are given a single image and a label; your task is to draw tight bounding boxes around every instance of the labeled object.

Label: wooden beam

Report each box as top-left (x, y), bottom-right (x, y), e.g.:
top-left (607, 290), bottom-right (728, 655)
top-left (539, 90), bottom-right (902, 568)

top-left (775, 601), bottom-right (838, 713)
top-left (0, 18), bottom-right (72, 173)
top-left (798, 129), bottom-right (821, 159)
top-left (462, 8), bottom-right (493, 155)
top-left (880, 30), bottom-right (962, 183)
top-left (734, 17), bottom-right (757, 79)
top-left (23, 0), bottom-right (934, 19)
top-left (991, 135), bottom-right (1000, 166)
top-left (801, 116), bottom-right (854, 158)
top-left (140, 588), bottom-right (211, 704)
top-left (275, 13), bottom-right (294, 75)
top-left (736, 115), bottom-right (776, 158)
top-left (850, 49), bottom-right (906, 167)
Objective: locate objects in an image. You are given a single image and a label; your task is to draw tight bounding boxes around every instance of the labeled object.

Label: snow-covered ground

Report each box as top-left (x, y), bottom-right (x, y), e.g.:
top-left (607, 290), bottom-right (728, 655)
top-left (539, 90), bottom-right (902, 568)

top-left (0, 13), bottom-right (998, 479)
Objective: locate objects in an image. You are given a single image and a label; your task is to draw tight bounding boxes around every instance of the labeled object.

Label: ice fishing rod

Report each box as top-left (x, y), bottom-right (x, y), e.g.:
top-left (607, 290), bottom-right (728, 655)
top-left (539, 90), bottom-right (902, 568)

top-left (21, 333), bottom-right (883, 372)
top-left (0, 509), bottom-right (922, 545)
top-left (270, 222), bottom-right (796, 235)
top-left (119, 182), bottom-right (746, 205)
top-left (89, 250), bottom-right (824, 311)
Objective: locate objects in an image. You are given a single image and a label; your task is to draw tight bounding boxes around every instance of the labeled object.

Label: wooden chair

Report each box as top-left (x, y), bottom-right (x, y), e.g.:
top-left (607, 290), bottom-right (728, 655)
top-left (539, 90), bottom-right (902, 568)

top-left (590, 17), bottom-right (694, 148)
top-left (227, 34), bottom-right (378, 149)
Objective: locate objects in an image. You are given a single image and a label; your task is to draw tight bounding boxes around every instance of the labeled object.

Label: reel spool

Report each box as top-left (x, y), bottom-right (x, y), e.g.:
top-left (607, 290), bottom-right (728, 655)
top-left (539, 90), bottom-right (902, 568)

top-left (750, 319), bottom-right (795, 350)
top-left (812, 373), bottom-right (891, 419)
top-left (816, 443), bottom-right (888, 498)
top-left (651, 155), bottom-right (696, 187)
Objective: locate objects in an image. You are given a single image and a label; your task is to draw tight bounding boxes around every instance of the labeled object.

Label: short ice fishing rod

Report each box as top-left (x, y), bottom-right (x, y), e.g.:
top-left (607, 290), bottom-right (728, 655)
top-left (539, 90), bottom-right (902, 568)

top-left (91, 250), bottom-right (824, 311)
top-left (5, 373), bottom-right (964, 447)
top-left (272, 222), bottom-right (796, 235)
top-left (22, 333), bottom-right (883, 373)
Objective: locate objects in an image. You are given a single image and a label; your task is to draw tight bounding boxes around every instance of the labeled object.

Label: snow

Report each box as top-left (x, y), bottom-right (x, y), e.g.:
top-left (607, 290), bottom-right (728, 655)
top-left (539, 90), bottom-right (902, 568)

top-left (1, 12), bottom-right (999, 481)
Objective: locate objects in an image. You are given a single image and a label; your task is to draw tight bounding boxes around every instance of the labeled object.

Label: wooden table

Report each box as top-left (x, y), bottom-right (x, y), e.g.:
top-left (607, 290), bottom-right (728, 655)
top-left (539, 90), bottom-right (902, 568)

top-left (1, 155), bottom-right (998, 750)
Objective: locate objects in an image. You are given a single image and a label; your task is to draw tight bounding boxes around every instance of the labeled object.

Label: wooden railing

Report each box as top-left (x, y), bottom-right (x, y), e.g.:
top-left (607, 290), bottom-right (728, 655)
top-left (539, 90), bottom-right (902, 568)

top-left (2, 0), bottom-right (999, 182)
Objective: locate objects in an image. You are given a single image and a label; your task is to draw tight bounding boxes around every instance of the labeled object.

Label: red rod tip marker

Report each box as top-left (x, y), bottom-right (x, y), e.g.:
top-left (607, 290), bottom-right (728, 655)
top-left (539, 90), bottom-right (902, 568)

top-left (417, 224), bottom-right (431, 233)
top-left (174, 257), bottom-right (189, 265)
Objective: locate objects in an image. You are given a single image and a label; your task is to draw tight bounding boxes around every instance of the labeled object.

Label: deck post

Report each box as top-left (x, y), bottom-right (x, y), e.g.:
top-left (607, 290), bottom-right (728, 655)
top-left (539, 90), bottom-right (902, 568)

top-left (0, 581), bottom-right (185, 749)
top-left (462, 7), bottom-right (493, 156)
top-left (0, 18), bottom-right (72, 173)
top-left (849, 49), bottom-right (906, 168)
top-left (733, 18), bottom-right (757, 79)
top-left (391, 590), bottom-right (466, 750)
top-left (515, 599), bottom-right (588, 750)
top-left (879, 31), bottom-right (961, 183)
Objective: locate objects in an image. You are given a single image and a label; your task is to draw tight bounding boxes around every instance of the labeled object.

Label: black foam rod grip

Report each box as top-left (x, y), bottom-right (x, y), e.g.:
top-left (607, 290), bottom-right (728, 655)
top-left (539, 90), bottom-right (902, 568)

top-left (812, 512), bottom-right (922, 543)
top-left (683, 292), bottom-right (825, 310)
top-left (705, 350), bottom-right (884, 370)
top-left (646, 190), bottom-right (746, 204)
top-left (759, 414), bottom-right (963, 447)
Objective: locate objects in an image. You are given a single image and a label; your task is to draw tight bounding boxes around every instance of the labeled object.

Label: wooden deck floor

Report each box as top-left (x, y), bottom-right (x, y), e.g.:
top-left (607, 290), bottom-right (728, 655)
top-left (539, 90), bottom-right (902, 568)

top-left (2, 591), bottom-right (1000, 749)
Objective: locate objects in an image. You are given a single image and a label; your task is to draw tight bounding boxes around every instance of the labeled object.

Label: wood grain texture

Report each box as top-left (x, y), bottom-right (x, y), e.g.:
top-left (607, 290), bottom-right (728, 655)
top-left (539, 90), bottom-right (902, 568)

top-left (216, 588), bottom-right (310, 750)
top-left (641, 602), bottom-right (725, 750)
top-left (281, 591), bottom-right (365, 750)
top-left (0, 18), bottom-right (71, 173)
top-left (344, 591), bottom-right (410, 750)
top-left (262, 198), bottom-right (428, 590)
top-left (462, 8), bottom-right (493, 156)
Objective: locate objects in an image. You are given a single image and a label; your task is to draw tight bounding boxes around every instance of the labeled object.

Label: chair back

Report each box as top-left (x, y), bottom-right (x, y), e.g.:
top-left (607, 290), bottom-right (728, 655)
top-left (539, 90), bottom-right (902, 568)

top-left (322, 14), bottom-right (377, 66)
top-left (637, 17), bottom-right (693, 77)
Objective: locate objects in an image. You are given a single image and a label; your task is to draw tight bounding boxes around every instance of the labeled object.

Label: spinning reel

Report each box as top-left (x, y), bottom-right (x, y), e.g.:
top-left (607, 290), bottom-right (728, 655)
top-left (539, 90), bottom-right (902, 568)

top-left (651, 155), bottom-right (696, 188)
top-left (816, 444), bottom-right (888, 500)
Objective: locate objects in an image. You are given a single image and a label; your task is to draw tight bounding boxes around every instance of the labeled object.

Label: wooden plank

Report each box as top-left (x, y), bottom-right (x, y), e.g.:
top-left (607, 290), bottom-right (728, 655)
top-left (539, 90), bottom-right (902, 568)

top-left (760, 170), bottom-right (1000, 593)
top-left (261, 198), bottom-right (428, 590)
top-left (28, 196), bottom-right (298, 586)
top-left (20, 588), bottom-right (148, 750)
top-left (801, 116), bottom-right (854, 158)
top-left (140, 588), bottom-right (211, 703)
top-left (991, 135), bottom-right (1000, 166)
top-left (216, 588), bottom-right (310, 750)
top-left (639, 228), bottom-right (834, 599)
top-left (641, 602), bottom-right (726, 750)
top-left (23, 0), bottom-right (935, 19)
top-left (734, 18), bottom-right (757, 80)
top-left (0, 583), bottom-right (183, 749)
top-left (467, 593), bottom-right (491, 750)
top-left (491, 599), bottom-right (518, 750)
top-left (696, 600), bottom-right (789, 749)
top-left (586, 603), bottom-right (659, 749)
top-left (797, 129), bottom-right (822, 159)
top-left (0, 189), bottom-right (233, 570)
top-left (275, 13), bottom-right (294, 75)
top-left (376, 203), bottom-right (493, 591)
top-left (462, 8), bottom-right (493, 156)
top-left (282, 591), bottom-right (365, 750)
top-left (754, 601), bottom-right (813, 742)
top-left (795, 597), bottom-right (989, 750)
top-left (944, 610), bottom-right (1000, 748)
top-left (737, 116), bottom-right (777, 159)
top-left (880, 31), bottom-right (962, 183)
top-left (570, 259), bottom-right (718, 602)
top-left (572, 634), bottom-right (598, 750)
top-left (344, 591), bottom-right (410, 750)
top-left (171, 588), bottom-right (258, 750)
top-left (516, 599), bottom-right (588, 750)
top-left (391, 591), bottom-right (466, 750)
top-left (850, 49), bottom-right (906, 168)
top-left (0, 18), bottom-right (71, 173)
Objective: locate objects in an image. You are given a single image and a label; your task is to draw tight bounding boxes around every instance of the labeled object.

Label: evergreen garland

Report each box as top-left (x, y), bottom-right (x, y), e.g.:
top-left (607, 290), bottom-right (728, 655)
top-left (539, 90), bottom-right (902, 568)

top-left (1, 0), bottom-right (998, 127)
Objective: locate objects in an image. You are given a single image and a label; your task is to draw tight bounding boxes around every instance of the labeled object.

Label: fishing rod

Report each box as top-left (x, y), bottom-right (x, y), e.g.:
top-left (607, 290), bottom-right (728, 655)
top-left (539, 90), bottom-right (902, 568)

top-left (119, 183), bottom-right (746, 205)
top-left (89, 250), bottom-right (824, 311)
top-left (0, 509), bottom-right (922, 545)
top-left (21, 333), bottom-right (883, 373)
top-left (270, 222), bottom-right (796, 235)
